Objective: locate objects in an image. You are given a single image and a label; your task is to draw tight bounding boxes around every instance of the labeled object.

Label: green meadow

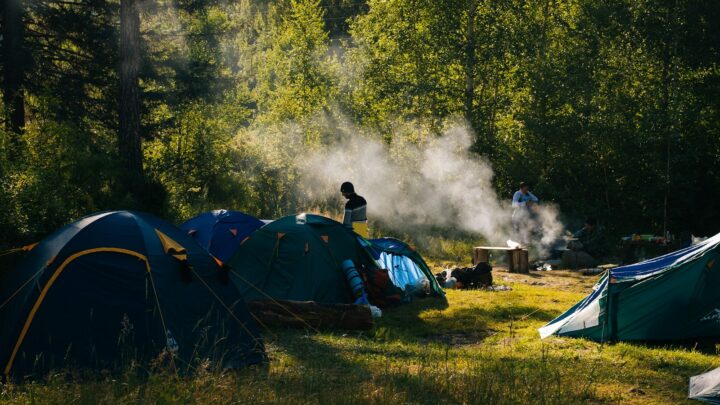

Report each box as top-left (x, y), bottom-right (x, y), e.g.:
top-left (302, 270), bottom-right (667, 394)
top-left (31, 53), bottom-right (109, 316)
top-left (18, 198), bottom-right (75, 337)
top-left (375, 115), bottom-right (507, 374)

top-left (3, 269), bottom-right (716, 404)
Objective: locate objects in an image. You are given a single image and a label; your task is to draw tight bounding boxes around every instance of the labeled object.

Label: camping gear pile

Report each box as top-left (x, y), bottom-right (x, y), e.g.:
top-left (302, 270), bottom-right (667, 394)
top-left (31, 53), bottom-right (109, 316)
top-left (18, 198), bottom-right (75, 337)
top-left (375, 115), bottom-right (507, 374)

top-left (0, 209), bottom-right (443, 378)
top-left (435, 262), bottom-right (493, 289)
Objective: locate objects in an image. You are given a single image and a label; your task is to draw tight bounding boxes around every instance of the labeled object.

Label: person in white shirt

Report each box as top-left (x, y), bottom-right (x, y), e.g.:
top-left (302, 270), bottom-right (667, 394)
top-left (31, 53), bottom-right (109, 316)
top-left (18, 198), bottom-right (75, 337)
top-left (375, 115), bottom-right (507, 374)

top-left (512, 181), bottom-right (539, 210)
top-left (511, 182), bottom-right (539, 243)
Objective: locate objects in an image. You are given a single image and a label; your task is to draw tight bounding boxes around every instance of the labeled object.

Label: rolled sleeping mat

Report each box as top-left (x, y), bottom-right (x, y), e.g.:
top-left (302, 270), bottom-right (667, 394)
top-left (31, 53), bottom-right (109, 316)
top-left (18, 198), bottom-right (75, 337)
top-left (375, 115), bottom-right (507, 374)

top-left (342, 259), bottom-right (369, 305)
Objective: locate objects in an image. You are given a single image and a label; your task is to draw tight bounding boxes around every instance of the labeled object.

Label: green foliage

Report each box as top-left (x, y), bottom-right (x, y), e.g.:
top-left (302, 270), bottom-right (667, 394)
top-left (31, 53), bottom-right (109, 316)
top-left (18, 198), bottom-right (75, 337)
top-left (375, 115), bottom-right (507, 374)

top-left (254, 0), bottom-right (337, 131)
top-left (1, 0), bottom-right (720, 249)
top-left (145, 99), bottom-right (251, 220)
top-left (0, 120), bottom-right (119, 244)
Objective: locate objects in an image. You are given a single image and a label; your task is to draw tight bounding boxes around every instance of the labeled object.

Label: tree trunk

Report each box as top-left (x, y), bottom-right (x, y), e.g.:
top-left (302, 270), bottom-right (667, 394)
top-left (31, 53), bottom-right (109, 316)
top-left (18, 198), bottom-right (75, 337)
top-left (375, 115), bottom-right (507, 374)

top-left (2, 0), bottom-right (26, 142)
top-left (662, 0), bottom-right (679, 238)
top-left (464, 0), bottom-right (476, 124)
top-left (119, 0), bottom-right (143, 183)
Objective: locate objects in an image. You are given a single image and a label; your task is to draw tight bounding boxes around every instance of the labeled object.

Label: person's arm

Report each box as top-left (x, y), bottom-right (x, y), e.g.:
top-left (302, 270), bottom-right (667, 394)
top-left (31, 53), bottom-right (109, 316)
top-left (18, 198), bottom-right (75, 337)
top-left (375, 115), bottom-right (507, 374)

top-left (527, 192), bottom-right (539, 203)
top-left (512, 191), bottom-right (524, 208)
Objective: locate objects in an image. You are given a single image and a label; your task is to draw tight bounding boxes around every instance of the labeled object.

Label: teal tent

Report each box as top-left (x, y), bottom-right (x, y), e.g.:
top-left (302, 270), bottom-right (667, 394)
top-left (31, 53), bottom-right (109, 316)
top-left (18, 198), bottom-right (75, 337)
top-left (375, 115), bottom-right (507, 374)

top-left (540, 232), bottom-right (720, 341)
top-left (227, 213), bottom-right (402, 305)
top-left (0, 211), bottom-right (264, 378)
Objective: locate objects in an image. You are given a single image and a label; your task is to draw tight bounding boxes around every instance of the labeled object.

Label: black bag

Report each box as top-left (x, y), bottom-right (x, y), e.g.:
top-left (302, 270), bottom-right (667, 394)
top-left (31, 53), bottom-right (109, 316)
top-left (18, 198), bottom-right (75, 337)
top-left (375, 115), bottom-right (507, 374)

top-left (451, 263), bottom-right (493, 289)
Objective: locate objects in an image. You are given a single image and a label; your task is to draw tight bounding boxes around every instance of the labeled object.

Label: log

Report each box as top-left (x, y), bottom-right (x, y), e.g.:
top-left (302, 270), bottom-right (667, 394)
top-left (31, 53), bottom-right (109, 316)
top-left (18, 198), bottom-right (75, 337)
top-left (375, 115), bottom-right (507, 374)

top-left (246, 299), bottom-right (373, 330)
top-left (508, 249), bottom-right (529, 274)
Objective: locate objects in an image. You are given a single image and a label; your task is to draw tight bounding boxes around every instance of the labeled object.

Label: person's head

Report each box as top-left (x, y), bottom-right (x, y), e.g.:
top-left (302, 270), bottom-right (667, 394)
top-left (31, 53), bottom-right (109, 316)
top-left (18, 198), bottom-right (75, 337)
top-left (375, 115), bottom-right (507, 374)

top-left (340, 181), bottom-right (355, 199)
top-left (519, 181), bottom-right (530, 194)
top-left (584, 217), bottom-right (597, 231)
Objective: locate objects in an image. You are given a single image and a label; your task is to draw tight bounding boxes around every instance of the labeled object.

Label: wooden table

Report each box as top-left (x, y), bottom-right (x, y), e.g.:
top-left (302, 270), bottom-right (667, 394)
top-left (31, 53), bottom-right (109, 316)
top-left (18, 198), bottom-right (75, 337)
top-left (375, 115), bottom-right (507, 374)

top-left (472, 246), bottom-right (529, 274)
top-left (620, 240), bottom-right (681, 264)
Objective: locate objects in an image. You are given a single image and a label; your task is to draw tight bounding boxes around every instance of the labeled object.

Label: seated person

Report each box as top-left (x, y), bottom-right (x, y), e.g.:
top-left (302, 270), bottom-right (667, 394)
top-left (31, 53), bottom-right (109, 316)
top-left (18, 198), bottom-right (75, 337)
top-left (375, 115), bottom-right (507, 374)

top-left (562, 218), bottom-right (607, 269)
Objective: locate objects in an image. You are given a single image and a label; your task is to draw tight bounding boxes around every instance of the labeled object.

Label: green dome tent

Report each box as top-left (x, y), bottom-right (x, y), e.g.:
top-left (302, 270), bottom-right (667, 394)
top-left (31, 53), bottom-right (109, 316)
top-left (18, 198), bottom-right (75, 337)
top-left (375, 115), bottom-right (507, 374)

top-left (227, 213), bottom-right (401, 305)
top-left (0, 211), bottom-right (265, 378)
top-left (539, 232), bottom-right (720, 341)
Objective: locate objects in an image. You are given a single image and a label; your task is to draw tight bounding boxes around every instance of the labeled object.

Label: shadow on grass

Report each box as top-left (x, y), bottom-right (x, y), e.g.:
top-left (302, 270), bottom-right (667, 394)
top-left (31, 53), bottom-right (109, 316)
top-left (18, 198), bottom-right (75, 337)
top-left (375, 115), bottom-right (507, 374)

top-left (261, 324), bottom-right (598, 404)
top-left (263, 328), bottom-right (467, 403)
top-left (373, 294), bottom-right (555, 346)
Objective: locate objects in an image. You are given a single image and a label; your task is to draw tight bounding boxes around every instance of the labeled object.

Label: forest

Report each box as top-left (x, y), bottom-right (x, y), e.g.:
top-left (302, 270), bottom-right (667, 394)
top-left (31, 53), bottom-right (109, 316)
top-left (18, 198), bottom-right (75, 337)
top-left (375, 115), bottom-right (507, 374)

top-left (1, 0), bottom-right (719, 249)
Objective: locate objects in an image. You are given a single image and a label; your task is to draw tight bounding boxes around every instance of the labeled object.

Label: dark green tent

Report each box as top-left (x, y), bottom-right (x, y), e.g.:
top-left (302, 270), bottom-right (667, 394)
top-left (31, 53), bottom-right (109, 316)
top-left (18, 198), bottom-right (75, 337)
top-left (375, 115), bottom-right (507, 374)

top-left (0, 211), bottom-right (264, 378)
top-left (540, 233), bottom-right (720, 341)
top-left (227, 213), bottom-right (393, 304)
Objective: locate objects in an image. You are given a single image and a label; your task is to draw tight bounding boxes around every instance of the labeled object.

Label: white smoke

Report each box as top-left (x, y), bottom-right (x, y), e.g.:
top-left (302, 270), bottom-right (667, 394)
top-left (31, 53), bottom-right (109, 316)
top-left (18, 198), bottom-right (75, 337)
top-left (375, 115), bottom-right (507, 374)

top-left (299, 118), bottom-right (564, 255)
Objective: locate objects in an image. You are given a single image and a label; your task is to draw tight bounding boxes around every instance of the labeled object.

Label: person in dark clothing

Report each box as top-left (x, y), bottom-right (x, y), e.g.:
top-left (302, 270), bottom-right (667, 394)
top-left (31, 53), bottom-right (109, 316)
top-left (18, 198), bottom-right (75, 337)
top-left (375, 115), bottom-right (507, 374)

top-left (562, 217), bottom-right (607, 269)
top-left (341, 182), bottom-right (369, 238)
top-left (574, 218), bottom-right (607, 257)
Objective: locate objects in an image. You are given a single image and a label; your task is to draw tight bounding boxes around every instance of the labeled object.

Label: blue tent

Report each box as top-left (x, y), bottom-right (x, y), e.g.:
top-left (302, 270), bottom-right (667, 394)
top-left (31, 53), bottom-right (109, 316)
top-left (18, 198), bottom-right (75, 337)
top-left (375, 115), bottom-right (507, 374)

top-left (181, 210), bottom-right (264, 263)
top-left (0, 211), bottom-right (265, 378)
top-left (370, 238), bottom-right (444, 296)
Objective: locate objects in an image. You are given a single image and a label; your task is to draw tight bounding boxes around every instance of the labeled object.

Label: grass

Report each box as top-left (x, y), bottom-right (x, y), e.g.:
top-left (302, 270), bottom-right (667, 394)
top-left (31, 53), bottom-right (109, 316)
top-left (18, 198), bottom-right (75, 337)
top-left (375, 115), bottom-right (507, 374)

top-left (3, 269), bottom-right (720, 404)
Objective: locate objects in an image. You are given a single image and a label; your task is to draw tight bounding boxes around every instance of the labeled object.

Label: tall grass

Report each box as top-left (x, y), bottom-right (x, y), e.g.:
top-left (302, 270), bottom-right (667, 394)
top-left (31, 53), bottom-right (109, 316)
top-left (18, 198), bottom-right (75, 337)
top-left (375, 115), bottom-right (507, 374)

top-left (2, 277), bottom-right (718, 404)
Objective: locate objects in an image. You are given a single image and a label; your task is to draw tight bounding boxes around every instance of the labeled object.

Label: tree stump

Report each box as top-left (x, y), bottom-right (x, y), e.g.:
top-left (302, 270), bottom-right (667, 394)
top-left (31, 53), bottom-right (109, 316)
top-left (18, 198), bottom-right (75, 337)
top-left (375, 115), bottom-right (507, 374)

top-left (473, 246), bottom-right (529, 274)
top-left (508, 249), bottom-right (529, 274)
top-left (472, 247), bottom-right (490, 264)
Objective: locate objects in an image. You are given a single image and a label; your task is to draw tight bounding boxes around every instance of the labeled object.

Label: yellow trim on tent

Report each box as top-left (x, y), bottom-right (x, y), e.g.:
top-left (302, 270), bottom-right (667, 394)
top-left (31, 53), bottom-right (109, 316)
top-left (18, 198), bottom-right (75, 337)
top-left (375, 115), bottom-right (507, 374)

top-left (21, 242), bottom-right (38, 251)
top-left (3, 247), bottom-right (151, 377)
top-left (154, 229), bottom-right (187, 261)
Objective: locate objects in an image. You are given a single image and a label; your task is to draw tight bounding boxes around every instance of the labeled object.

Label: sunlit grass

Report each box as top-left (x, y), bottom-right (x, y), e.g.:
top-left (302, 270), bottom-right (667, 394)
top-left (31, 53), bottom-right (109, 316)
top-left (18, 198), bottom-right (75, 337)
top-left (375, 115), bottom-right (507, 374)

top-left (2, 270), bottom-right (719, 404)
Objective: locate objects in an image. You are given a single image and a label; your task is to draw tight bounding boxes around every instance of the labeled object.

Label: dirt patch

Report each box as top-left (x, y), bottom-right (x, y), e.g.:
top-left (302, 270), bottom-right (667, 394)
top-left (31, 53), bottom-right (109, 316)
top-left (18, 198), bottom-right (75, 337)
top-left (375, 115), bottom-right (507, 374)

top-left (496, 268), bottom-right (598, 293)
top-left (430, 261), bottom-right (600, 293)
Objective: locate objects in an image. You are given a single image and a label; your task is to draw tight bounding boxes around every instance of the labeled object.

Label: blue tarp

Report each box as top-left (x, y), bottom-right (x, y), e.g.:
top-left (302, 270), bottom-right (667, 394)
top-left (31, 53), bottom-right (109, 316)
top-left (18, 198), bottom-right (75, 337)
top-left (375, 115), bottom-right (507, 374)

top-left (377, 251), bottom-right (427, 290)
top-left (611, 234), bottom-right (720, 281)
top-left (369, 237), bottom-right (445, 295)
